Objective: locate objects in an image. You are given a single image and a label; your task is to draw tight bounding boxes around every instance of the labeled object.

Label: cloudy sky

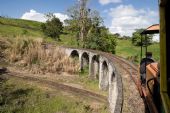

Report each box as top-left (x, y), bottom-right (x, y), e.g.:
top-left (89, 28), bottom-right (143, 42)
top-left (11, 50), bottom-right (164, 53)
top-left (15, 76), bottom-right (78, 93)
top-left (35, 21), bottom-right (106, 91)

top-left (0, 0), bottom-right (159, 40)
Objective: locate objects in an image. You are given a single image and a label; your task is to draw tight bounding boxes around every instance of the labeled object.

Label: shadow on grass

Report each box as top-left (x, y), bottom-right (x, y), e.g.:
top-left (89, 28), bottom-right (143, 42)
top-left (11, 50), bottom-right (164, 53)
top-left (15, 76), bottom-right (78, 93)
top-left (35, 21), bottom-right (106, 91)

top-left (0, 67), bottom-right (7, 75)
top-left (11, 88), bottom-right (34, 98)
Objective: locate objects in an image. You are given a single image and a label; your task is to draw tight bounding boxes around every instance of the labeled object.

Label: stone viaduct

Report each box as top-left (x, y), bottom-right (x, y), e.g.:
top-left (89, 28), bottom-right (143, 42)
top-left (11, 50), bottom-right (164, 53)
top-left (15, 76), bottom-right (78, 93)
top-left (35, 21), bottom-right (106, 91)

top-left (61, 47), bottom-right (123, 113)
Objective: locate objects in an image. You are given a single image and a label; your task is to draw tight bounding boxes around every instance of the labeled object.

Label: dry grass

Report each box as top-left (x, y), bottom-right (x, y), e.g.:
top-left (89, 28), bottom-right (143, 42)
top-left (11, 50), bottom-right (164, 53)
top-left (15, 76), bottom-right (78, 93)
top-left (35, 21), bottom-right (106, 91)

top-left (0, 37), bottom-right (12, 58)
top-left (1, 36), bottom-right (79, 74)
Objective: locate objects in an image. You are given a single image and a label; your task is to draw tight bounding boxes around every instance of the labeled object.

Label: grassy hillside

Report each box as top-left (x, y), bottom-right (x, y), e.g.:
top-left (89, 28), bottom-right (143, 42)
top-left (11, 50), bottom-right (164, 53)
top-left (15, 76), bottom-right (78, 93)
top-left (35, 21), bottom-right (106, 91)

top-left (0, 24), bottom-right (43, 37)
top-left (0, 17), bottom-right (43, 38)
top-left (116, 39), bottom-right (160, 62)
top-left (0, 17), bottom-right (160, 63)
top-left (0, 17), bottom-right (41, 30)
top-left (0, 17), bottom-right (160, 113)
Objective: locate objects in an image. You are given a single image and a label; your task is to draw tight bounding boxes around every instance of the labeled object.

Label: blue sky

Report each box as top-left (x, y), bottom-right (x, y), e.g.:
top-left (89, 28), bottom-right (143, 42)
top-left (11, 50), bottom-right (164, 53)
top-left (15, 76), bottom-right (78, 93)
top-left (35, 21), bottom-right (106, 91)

top-left (0, 0), bottom-right (159, 39)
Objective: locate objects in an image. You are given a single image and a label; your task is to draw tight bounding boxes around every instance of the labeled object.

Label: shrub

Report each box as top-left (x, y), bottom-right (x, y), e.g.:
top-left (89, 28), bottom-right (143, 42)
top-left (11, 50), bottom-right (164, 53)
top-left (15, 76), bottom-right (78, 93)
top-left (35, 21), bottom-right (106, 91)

top-left (22, 29), bottom-right (28, 35)
top-left (131, 29), bottom-right (153, 46)
top-left (41, 14), bottom-right (63, 40)
top-left (5, 37), bottom-right (79, 74)
top-left (84, 27), bottom-right (117, 54)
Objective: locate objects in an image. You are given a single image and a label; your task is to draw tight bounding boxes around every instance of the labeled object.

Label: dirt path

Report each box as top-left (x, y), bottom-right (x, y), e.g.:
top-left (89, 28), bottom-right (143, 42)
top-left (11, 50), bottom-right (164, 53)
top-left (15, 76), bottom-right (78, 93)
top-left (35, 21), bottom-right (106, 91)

top-left (5, 71), bottom-right (107, 103)
top-left (0, 63), bottom-right (109, 112)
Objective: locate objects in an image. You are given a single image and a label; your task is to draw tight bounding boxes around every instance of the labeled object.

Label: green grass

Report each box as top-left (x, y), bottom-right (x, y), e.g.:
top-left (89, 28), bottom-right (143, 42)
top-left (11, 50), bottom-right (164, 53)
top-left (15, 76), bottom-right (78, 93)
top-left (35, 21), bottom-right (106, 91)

top-left (0, 17), bottom-right (160, 63)
top-left (0, 75), bottom-right (108, 113)
top-left (147, 43), bottom-right (160, 61)
top-left (0, 17), bottom-right (41, 30)
top-left (0, 17), bottom-right (56, 43)
top-left (78, 66), bottom-right (107, 95)
top-left (116, 39), bottom-right (160, 62)
top-left (78, 75), bottom-right (102, 93)
top-left (0, 24), bottom-right (43, 38)
top-left (56, 33), bottom-right (81, 47)
top-left (0, 17), bottom-right (67, 44)
top-left (0, 17), bottom-right (43, 38)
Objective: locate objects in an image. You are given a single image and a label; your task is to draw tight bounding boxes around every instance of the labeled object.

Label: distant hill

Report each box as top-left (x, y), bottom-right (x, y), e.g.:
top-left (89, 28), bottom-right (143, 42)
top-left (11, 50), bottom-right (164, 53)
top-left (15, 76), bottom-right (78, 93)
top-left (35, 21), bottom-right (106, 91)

top-left (0, 17), bottom-right (41, 30)
top-left (0, 17), bottom-right (160, 62)
top-left (0, 17), bottom-right (43, 37)
top-left (116, 39), bottom-right (160, 62)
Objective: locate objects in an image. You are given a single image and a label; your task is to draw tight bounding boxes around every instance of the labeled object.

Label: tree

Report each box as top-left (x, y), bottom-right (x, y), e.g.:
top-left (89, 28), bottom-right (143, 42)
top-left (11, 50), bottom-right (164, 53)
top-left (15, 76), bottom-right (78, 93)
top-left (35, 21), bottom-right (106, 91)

top-left (64, 5), bottom-right (80, 33)
top-left (113, 33), bottom-right (121, 38)
top-left (131, 29), bottom-right (153, 46)
top-left (84, 26), bottom-right (117, 54)
top-left (65, 0), bottom-right (117, 53)
top-left (65, 0), bottom-right (88, 42)
top-left (122, 35), bottom-right (131, 40)
top-left (79, 0), bottom-right (88, 41)
top-left (41, 13), bottom-right (63, 40)
top-left (65, 0), bottom-right (103, 42)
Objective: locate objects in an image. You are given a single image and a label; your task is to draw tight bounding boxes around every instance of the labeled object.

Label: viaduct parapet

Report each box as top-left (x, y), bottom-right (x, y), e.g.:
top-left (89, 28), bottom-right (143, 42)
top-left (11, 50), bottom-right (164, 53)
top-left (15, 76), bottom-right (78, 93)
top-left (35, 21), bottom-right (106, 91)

top-left (62, 47), bottom-right (123, 113)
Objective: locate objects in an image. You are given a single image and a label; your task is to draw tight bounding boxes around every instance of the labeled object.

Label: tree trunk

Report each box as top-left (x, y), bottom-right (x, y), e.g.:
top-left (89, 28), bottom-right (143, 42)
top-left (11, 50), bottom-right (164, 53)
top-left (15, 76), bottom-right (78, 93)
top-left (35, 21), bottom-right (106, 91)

top-left (79, 0), bottom-right (88, 41)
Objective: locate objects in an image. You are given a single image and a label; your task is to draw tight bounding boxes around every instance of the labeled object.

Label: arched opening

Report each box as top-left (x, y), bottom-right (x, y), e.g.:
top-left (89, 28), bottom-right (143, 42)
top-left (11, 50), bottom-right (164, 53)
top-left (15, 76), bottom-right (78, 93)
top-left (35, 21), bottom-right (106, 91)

top-left (91, 55), bottom-right (99, 79)
top-left (70, 50), bottom-right (79, 58)
top-left (111, 71), bottom-right (115, 83)
top-left (102, 61), bottom-right (108, 77)
top-left (101, 61), bottom-right (109, 90)
top-left (81, 52), bottom-right (89, 71)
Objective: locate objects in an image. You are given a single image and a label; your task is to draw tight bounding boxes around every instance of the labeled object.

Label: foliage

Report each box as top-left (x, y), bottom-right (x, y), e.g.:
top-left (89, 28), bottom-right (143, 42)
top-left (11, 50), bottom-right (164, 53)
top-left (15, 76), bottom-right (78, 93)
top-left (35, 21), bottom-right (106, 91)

top-left (121, 35), bottom-right (131, 40)
top-left (65, 0), bottom-right (116, 53)
top-left (84, 27), bottom-right (117, 54)
top-left (113, 33), bottom-right (121, 38)
top-left (131, 29), bottom-right (153, 46)
top-left (41, 14), bottom-right (63, 40)
top-left (116, 39), bottom-right (160, 63)
top-left (65, 0), bottom-right (103, 43)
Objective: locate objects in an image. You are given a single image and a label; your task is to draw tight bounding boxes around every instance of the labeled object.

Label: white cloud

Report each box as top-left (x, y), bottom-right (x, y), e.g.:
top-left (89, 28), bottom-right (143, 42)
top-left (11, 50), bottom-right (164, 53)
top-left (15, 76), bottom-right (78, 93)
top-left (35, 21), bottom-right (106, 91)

top-left (21, 9), bottom-right (46, 22)
top-left (99, 0), bottom-right (122, 5)
top-left (21, 9), bottom-right (68, 23)
top-left (107, 5), bottom-right (159, 37)
top-left (153, 34), bottom-right (160, 42)
top-left (53, 13), bottom-right (69, 23)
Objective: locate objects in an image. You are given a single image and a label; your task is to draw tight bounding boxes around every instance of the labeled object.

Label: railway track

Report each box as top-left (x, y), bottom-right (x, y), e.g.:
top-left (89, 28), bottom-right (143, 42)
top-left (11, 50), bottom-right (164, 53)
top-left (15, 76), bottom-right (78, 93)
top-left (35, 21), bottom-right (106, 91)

top-left (104, 53), bottom-right (153, 113)
top-left (1, 45), bottom-right (152, 112)
top-left (89, 50), bottom-right (141, 94)
top-left (63, 47), bottom-right (147, 112)
top-left (110, 55), bottom-right (142, 95)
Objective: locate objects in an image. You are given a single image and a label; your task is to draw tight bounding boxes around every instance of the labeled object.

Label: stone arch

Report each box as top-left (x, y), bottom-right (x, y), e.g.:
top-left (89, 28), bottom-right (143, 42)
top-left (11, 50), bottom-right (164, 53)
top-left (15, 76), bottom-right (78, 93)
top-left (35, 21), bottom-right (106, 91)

top-left (81, 52), bottom-right (89, 70)
top-left (111, 71), bottom-right (116, 83)
top-left (102, 61), bottom-right (108, 76)
top-left (70, 50), bottom-right (79, 58)
top-left (91, 55), bottom-right (99, 79)
top-left (101, 61), bottom-right (109, 90)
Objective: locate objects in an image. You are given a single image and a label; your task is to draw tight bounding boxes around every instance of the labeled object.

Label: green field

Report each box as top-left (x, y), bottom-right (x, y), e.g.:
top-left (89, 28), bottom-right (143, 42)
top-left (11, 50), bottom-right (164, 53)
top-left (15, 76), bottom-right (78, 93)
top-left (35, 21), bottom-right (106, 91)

top-left (0, 17), bottom-right (160, 62)
top-left (116, 39), bottom-right (160, 62)
top-left (0, 75), bottom-right (108, 113)
top-left (0, 16), bottom-right (160, 113)
top-left (0, 17), bottom-right (41, 30)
